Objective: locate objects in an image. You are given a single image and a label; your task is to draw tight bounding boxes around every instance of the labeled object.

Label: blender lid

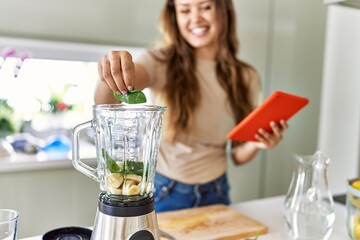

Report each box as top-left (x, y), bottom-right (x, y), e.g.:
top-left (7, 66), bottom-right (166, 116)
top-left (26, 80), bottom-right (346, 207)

top-left (42, 226), bottom-right (92, 240)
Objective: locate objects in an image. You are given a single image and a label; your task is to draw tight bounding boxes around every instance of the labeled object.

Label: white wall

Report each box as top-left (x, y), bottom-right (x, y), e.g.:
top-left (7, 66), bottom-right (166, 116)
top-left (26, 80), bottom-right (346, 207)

top-left (0, 37), bottom-right (145, 62)
top-left (260, 0), bottom-right (327, 197)
top-left (228, 0), bottom-right (327, 201)
top-left (0, 0), bottom-right (163, 47)
top-left (0, 0), bottom-right (330, 233)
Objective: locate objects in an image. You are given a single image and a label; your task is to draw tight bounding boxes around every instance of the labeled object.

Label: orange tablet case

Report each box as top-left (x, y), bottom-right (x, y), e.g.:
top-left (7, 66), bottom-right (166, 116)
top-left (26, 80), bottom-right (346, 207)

top-left (227, 91), bottom-right (309, 142)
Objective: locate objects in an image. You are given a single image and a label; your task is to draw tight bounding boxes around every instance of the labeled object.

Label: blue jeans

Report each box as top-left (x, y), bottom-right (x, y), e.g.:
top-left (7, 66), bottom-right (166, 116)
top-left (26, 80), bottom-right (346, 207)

top-left (154, 173), bottom-right (231, 213)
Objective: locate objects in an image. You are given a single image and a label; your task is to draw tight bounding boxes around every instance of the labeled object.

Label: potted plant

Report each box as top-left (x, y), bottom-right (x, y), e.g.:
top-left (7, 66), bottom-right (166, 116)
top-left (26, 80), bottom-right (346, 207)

top-left (0, 99), bottom-right (17, 158)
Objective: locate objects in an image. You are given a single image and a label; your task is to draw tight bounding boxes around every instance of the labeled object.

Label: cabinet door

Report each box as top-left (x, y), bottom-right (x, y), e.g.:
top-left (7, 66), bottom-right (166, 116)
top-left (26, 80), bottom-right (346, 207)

top-left (0, 168), bottom-right (99, 238)
top-left (318, 4), bottom-right (360, 194)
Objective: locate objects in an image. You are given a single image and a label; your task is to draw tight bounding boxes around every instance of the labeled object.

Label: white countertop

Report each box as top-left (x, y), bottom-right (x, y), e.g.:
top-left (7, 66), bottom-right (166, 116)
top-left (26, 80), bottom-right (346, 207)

top-left (231, 196), bottom-right (347, 240)
top-left (21, 195), bottom-right (348, 240)
top-left (0, 139), bottom-right (96, 173)
top-left (0, 155), bottom-right (96, 173)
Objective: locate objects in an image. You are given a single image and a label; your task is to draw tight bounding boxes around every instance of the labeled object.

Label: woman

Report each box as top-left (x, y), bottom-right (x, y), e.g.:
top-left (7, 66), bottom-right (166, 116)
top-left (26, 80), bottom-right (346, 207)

top-left (96, 0), bottom-right (287, 212)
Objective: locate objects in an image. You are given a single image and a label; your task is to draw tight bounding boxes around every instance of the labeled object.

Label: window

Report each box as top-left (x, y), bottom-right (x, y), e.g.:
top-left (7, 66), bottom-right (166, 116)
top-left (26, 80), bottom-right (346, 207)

top-left (0, 57), bottom-right (97, 132)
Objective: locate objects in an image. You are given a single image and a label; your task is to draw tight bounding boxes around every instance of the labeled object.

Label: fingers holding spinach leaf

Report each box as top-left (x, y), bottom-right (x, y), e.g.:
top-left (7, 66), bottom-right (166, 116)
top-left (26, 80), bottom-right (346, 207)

top-left (113, 89), bottom-right (147, 104)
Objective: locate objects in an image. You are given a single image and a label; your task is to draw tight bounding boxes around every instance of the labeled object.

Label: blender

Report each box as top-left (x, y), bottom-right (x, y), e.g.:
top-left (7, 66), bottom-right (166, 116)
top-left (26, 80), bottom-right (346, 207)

top-left (72, 104), bottom-right (166, 240)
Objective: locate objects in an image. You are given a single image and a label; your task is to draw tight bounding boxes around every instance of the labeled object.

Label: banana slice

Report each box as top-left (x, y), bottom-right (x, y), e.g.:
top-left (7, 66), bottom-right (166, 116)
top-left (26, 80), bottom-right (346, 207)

top-left (122, 179), bottom-right (136, 195)
top-left (109, 186), bottom-right (122, 195)
top-left (354, 213), bottom-right (360, 239)
top-left (138, 181), bottom-right (147, 195)
top-left (107, 173), bottom-right (124, 188)
top-left (125, 174), bottom-right (142, 183)
top-left (127, 185), bottom-right (141, 195)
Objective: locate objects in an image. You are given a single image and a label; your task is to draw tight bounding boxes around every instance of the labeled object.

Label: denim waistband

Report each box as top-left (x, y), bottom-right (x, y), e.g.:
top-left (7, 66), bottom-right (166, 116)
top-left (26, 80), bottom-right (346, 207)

top-left (155, 173), bottom-right (227, 194)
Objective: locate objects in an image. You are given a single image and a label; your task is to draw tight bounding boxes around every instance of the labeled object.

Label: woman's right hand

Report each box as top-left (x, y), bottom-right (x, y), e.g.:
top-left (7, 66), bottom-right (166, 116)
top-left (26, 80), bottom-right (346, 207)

top-left (98, 51), bottom-right (135, 94)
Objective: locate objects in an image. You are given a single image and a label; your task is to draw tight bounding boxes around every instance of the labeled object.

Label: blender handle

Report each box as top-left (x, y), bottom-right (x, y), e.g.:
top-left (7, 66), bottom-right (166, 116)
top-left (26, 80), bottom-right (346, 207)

top-left (72, 120), bottom-right (99, 182)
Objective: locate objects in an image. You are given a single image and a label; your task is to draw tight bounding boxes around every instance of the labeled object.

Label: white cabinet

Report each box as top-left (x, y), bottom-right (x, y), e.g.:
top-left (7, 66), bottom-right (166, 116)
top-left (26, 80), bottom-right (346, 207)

top-left (0, 167), bottom-right (99, 238)
top-left (318, 4), bottom-right (360, 194)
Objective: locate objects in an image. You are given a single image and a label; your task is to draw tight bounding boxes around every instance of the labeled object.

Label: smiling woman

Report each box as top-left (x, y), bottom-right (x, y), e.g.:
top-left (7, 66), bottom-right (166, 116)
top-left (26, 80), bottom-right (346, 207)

top-left (95, 0), bottom-right (292, 215)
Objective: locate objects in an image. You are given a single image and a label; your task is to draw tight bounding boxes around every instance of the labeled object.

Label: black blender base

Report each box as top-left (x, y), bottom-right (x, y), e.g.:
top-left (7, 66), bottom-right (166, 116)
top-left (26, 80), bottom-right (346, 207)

top-left (99, 193), bottom-right (155, 217)
top-left (129, 230), bottom-right (155, 240)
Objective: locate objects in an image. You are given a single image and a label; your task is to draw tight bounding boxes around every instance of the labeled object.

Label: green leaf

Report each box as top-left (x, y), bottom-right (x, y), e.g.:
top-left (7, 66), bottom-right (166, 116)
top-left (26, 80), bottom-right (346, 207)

top-left (125, 161), bottom-right (144, 175)
top-left (0, 99), bottom-right (17, 137)
top-left (245, 232), bottom-right (260, 240)
top-left (102, 149), bottom-right (144, 175)
top-left (102, 149), bottom-right (120, 173)
top-left (113, 89), bottom-right (147, 104)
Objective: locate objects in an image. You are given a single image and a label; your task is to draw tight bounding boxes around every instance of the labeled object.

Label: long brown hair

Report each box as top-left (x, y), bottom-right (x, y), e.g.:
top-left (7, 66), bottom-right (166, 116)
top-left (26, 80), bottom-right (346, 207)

top-left (156, 0), bottom-right (254, 141)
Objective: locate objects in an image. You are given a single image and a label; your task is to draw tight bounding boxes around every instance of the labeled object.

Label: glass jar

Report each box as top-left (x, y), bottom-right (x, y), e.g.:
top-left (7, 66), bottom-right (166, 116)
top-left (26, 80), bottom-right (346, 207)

top-left (347, 178), bottom-right (360, 240)
top-left (72, 104), bottom-right (167, 202)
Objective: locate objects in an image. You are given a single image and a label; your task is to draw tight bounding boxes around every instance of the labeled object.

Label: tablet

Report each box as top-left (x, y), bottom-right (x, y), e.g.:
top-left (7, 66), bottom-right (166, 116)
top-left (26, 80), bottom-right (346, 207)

top-left (227, 91), bottom-right (309, 142)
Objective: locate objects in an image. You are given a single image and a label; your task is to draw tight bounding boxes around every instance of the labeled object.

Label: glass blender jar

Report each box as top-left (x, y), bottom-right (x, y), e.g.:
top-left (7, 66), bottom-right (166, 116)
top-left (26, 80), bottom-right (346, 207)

top-left (72, 104), bottom-right (166, 240)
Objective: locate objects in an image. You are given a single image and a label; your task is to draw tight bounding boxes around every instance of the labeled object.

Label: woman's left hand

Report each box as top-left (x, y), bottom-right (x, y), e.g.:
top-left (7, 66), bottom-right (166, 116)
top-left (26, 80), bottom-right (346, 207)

top-left (253, 120), bottom-right (288, 149)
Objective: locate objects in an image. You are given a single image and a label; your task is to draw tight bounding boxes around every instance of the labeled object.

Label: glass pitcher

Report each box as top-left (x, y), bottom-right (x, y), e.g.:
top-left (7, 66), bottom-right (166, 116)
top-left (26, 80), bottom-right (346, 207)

top-left (72, 104), bottom-right (167, 202)
top-left (283, 151), bottom-right (335, 240)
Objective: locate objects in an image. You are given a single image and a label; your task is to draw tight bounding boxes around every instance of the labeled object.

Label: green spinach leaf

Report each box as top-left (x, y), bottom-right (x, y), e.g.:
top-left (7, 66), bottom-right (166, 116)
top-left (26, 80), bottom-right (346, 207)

top-left (125, 161), bottom-right (144, 175)
top-left (102, 149), bottom-right (144, 175)
top-left (102, 149), bottom-right (120, 173)
top-left (113, 89), bottom-right (147, 104)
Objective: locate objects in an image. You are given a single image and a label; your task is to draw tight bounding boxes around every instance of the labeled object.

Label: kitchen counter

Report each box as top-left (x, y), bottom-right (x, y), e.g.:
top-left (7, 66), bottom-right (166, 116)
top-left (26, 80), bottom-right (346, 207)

top-left (0, 138), bottom-right (97, 173)
top-left (20, 195), bottom-right (348, 240)
top-left (231, 196), bottom-right (347, 240)
top-left (0, 153), bottom-right (95, 173)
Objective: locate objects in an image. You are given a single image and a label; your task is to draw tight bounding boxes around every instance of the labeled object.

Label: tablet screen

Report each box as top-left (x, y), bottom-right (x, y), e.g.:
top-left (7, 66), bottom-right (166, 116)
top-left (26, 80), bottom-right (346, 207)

top-left (227, 91), bottom-right (309, 142)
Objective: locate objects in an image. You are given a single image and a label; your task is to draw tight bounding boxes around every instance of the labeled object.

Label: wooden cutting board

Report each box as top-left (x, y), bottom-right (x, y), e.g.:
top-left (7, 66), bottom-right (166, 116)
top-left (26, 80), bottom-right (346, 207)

top-left (157, 204), bottom-right (268, 240)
